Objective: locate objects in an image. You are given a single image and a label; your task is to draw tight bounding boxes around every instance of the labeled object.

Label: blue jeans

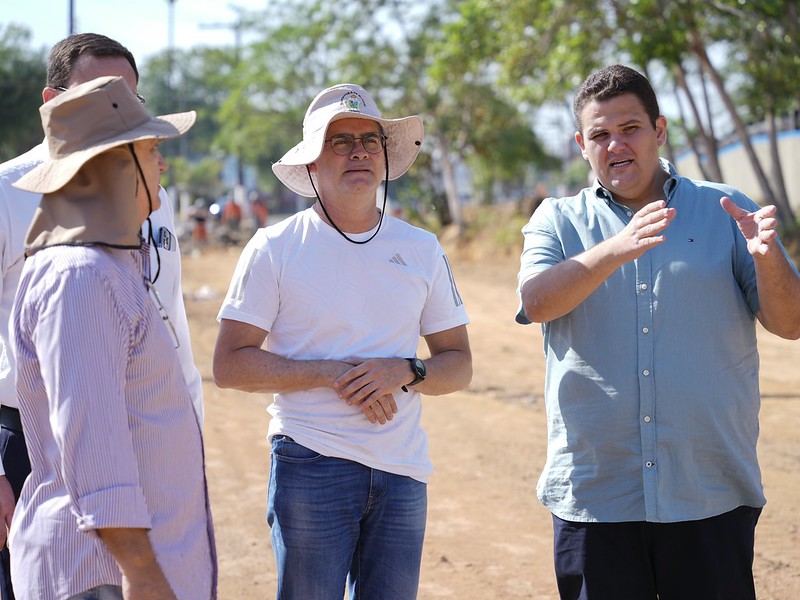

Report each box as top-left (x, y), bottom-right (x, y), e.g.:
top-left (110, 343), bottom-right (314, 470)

top-left (66, 585), bottom-right (123, 600)
top-left (267, 436), bottom-right (427, 600)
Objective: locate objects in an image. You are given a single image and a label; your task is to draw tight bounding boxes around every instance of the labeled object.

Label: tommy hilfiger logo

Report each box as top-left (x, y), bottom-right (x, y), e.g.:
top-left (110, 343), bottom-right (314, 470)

top-left (389, 253), bottom-right (407, 266)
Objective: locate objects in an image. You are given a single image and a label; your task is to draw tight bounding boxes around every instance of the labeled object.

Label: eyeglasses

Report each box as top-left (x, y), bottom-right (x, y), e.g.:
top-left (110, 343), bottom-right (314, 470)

top-left (54, 86), bottom-right (146, 104)
top-left (325, 133), bottom-right (386, 156)
top-left (146, 280), bottom-right (180, 349)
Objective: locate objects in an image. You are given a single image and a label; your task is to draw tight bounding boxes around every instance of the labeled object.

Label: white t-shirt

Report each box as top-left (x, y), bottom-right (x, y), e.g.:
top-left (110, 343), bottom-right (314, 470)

top-left (145, 187), bottom-right (204, 425)
top-left (0, 144), bottom-right (46, 417)
top-left (0, 144), bottom-right (203, 473)
top-left (218, 208), bottom-right (469, 483)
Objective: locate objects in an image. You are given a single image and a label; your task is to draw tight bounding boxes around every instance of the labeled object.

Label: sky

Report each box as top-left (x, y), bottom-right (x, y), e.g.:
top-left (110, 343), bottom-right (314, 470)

top-left (3, 0), bottom-right (268, 63)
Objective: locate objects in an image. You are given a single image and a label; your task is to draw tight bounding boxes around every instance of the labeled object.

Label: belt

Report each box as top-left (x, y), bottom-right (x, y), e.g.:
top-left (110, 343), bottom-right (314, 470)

top-left (0, 406), bottom-right (23, 432)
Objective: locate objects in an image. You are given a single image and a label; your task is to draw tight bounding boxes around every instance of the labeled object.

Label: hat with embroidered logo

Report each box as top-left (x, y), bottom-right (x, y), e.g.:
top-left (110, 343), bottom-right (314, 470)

top-left (14, 75), bottom-right (196, 194)
top-left (272, 83), bottom-right (424, 197)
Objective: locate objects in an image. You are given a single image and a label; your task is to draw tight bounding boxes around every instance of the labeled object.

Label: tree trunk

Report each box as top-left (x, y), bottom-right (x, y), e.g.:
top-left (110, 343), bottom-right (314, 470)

top-left (671, 75), bottom-right (711, 180)
top-left (434, 132), bottom-right (464, 236)
top-left (766, 108), bottom-right (797, 228)
top-left (673, 61), bottom-right (723, 181)
top-left (690, 36), bottom-right (776, 207)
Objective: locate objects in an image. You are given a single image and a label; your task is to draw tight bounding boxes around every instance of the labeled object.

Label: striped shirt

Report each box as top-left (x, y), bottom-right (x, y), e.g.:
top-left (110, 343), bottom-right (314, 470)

top-left (10, 245), bottom-right (216, 599)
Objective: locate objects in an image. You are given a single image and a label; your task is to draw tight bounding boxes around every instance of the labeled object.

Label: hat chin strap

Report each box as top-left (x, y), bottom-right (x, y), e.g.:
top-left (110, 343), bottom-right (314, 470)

top-left (128, 143), bottom-right (162, 284)
top-left (306, 150), bottom-right (389, 245)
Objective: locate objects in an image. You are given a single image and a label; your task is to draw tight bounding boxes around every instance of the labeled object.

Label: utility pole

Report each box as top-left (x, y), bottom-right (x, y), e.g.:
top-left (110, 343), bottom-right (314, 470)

top-left (166, 0), bottom-right (177, 113)
top-left (163, 0), bottom-right (182, 200)
top-left (68, 0), bottom-right (75, 35)
top-left (199, 5), bottom-right (246, 188)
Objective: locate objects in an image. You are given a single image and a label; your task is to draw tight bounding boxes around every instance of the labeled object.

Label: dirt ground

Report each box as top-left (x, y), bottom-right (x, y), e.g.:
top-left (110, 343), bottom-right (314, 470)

top-left (182, 242), bottom-right (800, 599)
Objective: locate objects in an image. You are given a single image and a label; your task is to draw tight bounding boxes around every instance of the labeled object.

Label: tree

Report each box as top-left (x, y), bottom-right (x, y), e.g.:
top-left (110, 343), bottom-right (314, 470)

top-left (457, 0), bottom-right (797, 226)
top-left (210, 0), bottom-right (560, 231)
top-left (0, 25), bottom-right (47, 162)
top-left (140, 45), bottom-right (243, 196)
top-left (168, 156), bottom-right (224, 202)
top-left (126, 0), bottom-right (798, 235)
top-left (715, 0), bottom-right (799, 227)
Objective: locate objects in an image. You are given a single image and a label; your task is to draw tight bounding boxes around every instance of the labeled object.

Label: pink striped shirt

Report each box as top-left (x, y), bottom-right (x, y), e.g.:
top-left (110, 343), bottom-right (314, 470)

top-left (10, 245), bottom-right (216, 600)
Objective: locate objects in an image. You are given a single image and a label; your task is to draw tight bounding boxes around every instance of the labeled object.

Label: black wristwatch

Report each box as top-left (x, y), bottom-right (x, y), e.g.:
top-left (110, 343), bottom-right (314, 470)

top-left (401, 358), bottom-right (426, 392)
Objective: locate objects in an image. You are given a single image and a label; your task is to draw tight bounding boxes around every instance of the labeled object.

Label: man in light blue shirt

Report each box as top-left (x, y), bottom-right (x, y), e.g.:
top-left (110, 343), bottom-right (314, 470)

top-left (517, 64), bottom-right (800, 600)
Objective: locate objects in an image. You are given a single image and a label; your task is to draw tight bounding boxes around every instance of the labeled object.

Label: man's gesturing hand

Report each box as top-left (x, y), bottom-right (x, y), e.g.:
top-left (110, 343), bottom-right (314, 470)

top-left (612, 200), bottom-right (677, 261)
top-left (721, 196), bottom-right (779, 257)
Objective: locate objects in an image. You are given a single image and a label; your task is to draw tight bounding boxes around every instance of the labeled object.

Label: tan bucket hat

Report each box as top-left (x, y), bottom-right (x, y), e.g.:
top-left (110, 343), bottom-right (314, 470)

top-left (272, 83), bottom-right (424, 197)
top-left (14, 75), bottom-right (196, 194)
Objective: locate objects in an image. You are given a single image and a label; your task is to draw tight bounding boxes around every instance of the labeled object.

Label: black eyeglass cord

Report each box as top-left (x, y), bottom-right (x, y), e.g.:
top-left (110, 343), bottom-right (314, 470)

top-left (306, 151), bottom-right (389, 245)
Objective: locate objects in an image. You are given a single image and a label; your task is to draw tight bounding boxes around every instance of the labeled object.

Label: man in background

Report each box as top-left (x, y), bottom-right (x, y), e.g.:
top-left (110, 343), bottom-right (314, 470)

top-left (0, 33), bottom-right (204, 599)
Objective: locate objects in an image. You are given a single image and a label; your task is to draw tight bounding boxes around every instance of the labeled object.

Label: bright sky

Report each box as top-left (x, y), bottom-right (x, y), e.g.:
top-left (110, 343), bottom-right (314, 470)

top-left (2, 0), bottom-right (267, 63)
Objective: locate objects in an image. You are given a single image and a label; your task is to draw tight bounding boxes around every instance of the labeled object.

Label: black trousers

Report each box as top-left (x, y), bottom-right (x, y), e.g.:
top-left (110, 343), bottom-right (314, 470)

top-left (553, 505), bottom-right (762, 600)
top-left (0, 415), bottom-right (31, 600)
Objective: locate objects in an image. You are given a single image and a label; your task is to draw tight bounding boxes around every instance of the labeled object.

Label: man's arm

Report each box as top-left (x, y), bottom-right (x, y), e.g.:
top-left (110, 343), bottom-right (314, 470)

top-left (213, 318), bottom-right (399, 424)
top-left (721, 197), bottom-right (800, 340)
top-left (96, 528), bottom-right (177, 600)
top-left (0, 178), bottom-right (20, 547)
top-left (0, 475), bottom-right (13, 548)
top-left (520, 200), bottom-right (676, 323)
top-left (213, 318), bottom-right (352, 393)
top-left (415, 324), bottom-right (472, 395)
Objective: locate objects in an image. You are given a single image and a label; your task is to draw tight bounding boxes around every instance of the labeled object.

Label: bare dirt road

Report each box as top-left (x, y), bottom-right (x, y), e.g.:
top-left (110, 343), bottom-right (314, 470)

top-left (183, 244), bottom-right (800, 599)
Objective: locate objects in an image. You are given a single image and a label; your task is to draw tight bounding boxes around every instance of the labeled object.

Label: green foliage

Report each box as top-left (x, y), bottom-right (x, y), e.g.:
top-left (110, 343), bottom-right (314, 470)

top-left (718, 0), bottom-right (800, 119)
top-left (140, 46), bottom-right (242, 160)
top-left (459, 203), bottom-right (531, 255)
top-left (493, 212), bottom-right (531, 251)
top-left (0, 25), bottom-right (47, 162)
top-left (492, 0), bottom-right (613, 105)
top-left (120, 0), bottom-right (800, 233)
top-left (166, 156), bottom-right (224, 201)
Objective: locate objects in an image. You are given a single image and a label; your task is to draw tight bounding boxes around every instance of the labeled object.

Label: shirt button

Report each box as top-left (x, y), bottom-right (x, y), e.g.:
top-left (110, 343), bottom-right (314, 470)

top-left (643, 416), bottom-right (651, 423)
top-left (642, 369), bottom-right (650, 376)
top-left (646, 461), bottom-right (655, 468)
top-left (626, 211), bottom-right (633, 217)
top-left (642, 327), bottom-right (649, 334)
top-left (640, 283), bottom-right (649, 291)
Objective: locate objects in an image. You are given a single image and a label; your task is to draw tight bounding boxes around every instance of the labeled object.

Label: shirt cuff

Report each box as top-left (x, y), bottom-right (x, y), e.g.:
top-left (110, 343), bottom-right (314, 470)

top-left (75, 485), bottom-right (152, 534)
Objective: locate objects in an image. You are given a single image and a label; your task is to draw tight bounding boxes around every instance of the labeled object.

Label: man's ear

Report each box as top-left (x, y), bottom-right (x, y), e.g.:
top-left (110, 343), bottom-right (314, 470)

top-left (655, 115), bottom-right (668, 147)
top-left (42, 87), bottom-right (59, 103)
top-left (575, 131), bottom-right (588, 160)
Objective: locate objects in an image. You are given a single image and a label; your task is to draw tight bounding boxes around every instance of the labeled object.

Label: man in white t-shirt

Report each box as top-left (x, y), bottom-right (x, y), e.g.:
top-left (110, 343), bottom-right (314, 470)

top-left (0, 33), bottom-right (204, 600)
top-left (214, 83), bottom-right (472, 599)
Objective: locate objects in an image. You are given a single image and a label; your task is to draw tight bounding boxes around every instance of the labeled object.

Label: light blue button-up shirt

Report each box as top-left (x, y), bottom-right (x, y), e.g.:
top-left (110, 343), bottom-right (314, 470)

top-left (517, 160), bottom-right (796, 523)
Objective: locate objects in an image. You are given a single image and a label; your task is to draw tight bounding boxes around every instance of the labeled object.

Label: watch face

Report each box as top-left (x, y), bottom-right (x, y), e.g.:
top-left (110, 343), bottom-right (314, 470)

top-left (412, 358), bottom-right (426, 378)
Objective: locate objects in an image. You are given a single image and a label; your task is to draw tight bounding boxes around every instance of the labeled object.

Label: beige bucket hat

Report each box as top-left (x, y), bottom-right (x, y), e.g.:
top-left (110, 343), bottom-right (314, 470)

top-left (14, 75), bottom-right (196, 194)
top-left (272, 83), bottom-right (424, 197)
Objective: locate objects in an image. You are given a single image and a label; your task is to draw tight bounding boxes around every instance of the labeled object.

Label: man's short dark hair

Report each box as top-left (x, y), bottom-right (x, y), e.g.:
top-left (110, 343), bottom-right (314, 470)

top-left (46, 33), bottom-right (138, 89)
top-left (572, 64), bottom-right (660, 133)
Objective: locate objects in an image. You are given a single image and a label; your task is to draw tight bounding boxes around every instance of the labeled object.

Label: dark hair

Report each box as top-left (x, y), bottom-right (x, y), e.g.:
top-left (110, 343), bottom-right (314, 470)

top-left (572, 64), bottom-right (660, 132)
top-left (46, 33), bottom-right (138, 89)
